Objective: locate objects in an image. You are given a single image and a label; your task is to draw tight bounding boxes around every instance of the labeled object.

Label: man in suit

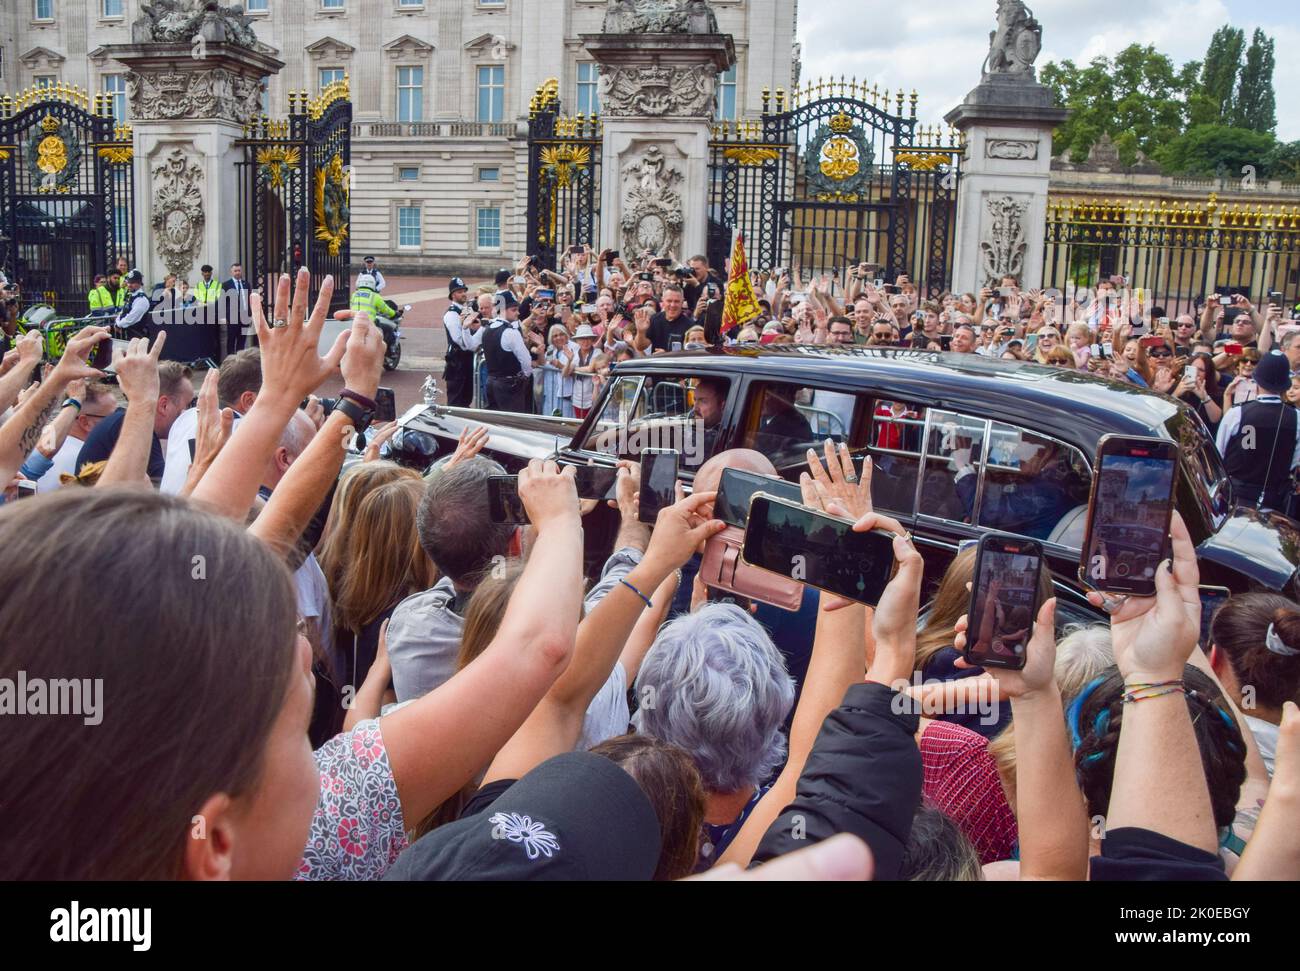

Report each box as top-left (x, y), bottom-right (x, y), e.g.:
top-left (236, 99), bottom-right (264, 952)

top-left (220, 262), bottom-right (253, 359)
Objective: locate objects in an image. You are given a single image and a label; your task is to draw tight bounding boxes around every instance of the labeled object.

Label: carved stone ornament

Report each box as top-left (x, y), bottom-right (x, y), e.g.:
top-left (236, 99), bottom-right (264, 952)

top-left (603, 0), bottom-right (718, 34)
top-left (979, 195), bottom-right (1028, 286)
top-left (986, 138), bottom-right (1038, 160)
top-left (982, 0), bottom-right (1043, 79)
top-left (151, 147), bottom-right (206, 280)
top-left (132, 0), bottom-right (259, 49)
top-left (620, 145), bottom-right (685, 257)
top-left (599, 64), bottom-right (716, 117)
top-left (127, 67), bottom-right (263, 123)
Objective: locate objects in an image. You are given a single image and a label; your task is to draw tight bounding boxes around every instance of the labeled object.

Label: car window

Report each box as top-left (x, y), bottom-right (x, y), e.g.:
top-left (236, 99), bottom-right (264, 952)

top-left (868, 399), bottom-right (926, 516)
top-left (978, 422), bottom-right (1092, 546)
top-left (919, 410), bottom-right (986, 525)
top-left (583, 373), bottom-right (727, 470)
top-left (740, 383), bottom-right (865, 480)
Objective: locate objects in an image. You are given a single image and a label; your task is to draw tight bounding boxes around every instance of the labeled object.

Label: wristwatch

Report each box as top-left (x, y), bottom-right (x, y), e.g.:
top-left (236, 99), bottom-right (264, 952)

top-left (334, 389), bottom-right (375, 433)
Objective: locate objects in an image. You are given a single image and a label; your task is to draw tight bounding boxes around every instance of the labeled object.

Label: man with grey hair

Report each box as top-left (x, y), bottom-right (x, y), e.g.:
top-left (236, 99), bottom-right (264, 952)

top-left (633, 601), bottom-right (796, 869)
top-left (387, 454), bottom-right (651, 747)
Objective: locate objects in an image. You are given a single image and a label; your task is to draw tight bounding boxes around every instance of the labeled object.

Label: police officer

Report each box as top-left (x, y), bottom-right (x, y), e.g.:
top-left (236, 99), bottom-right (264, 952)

top-left (1217, 349), bottom-right (1300, 510)
top-left (362, 256), bottom-right (387, 293)
top-left (87, 274), bottom-right (115, 317)
top-left (482, 290), bottom-right (533, 412)
top-left (351, 272), bottom-right (395, 323)
top-left (114, 269), bottom-right (153, 340)
top-left (443, 277), bottom-right (482, 407)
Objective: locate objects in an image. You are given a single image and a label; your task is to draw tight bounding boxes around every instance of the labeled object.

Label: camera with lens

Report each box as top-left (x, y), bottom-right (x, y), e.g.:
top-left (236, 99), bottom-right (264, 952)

top-left (673, 266), bottom-right (692, 278)
top-left (310, 396), bottom-right (339, 416)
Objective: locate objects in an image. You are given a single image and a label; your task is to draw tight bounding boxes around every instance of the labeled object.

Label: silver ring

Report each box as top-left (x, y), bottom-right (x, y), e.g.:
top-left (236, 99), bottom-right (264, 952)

top-left (1099, 594), bottom-right (1129, 615)
top-left (272, 318), bottom-right (288, 329)
top-left (844, 473), bottom-right (859, 484)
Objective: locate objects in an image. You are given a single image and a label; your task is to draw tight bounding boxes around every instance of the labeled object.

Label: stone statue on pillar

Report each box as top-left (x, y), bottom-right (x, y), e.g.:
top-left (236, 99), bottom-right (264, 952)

top-left (603, 0), bottom-right (719, 34)
top-left (132, 1), bottom-right (259, 49)
top-left (982, 1), bottom-right (1043, 80)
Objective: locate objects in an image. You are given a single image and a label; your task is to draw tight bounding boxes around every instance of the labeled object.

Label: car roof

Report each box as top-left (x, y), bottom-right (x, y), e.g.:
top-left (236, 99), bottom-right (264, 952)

top-left (617, 345), bottom-right (1182, 451)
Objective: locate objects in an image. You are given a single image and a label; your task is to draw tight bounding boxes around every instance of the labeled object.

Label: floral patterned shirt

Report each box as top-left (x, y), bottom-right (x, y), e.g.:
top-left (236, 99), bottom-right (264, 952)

top-left (295, 719), bottom-right (408, 881)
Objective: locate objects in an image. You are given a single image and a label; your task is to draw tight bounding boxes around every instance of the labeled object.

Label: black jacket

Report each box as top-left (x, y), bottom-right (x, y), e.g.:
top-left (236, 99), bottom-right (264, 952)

top-left (752, 681), bottom-right (921, 879)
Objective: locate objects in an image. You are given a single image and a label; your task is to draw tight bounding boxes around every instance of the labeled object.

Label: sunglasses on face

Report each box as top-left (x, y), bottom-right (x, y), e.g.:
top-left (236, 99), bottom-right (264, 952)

top-left (872, 331), bottom-right (892, 339)
top-left (1148, 349), bottom-right (1173, 358)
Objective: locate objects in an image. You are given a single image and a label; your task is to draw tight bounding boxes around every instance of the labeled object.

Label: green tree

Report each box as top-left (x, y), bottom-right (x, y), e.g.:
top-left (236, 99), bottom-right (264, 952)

top-left (1193, 25), bottom-right (1245, 125)
top-left (1153, 124), bottom-right (1275, 178)
top-left (1264, 141), bottom-right (1300, 181)
top-left (1232, 28), bottom-right (1277, 133)
top-left (1042, 45), bottom-right (1189, 165)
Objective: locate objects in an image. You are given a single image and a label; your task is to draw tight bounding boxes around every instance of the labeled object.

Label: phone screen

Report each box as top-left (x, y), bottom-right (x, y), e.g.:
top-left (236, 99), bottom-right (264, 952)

top-left (571, 463), bottom-right (619, 501)
top-left (15, 479), bottom-right (37, 500)
top-left (965, 535), bottom-right (1042, 670)
top-left (715, 468), bottom-right (804, 529)
top-left (487, 475), bottom-right (529, 525)
top-left (742, 495), bottom-right (896, 606)
top-left (638, 449), bottom-right (679, 525)
top-left (1082, 437), bottom-right (1178, 595)
top-left (1199, 585), bottom-right (1231, 650)
top-left (375, 387), bottom-right (397, 423)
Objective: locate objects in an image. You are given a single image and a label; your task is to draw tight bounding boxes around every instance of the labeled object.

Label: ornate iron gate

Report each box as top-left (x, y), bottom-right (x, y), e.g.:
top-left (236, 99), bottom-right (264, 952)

top-left (526, 79), bottom-right (602, 270)
top-left (708, 79), bottom-right (963, 299)
top-left (237, 77), bottom-right (352, 312)
top-left (0, 84), bottom-right (135, 311)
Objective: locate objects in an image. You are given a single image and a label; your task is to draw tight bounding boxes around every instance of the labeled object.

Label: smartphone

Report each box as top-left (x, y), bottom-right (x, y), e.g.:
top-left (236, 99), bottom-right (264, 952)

top-left (374, 387), bottom-right (396, 423)
top-left (100, 338), bottom-right (132, 374)
top-left (964, 533), bottom-right (1043, 671)
top-left (512, 275), bottom-right (527, 285)
top-left (997, 287), bottom-right (1015, 298)
top-left (1158, 317), bottom-right (1170, 327)
top-left (1183, 365), bottom-right (1198, 383)
top-left (487, 475), bottom-right (529, 525)
top-left (1139, 335), bottom-right (1164, 349)
top-left (742, 495), bottom-right (897, 606)
top-left (536, 288), bottom-right (555, 302)
top-left (1081, 435), bottom-right (1179, 596)
top-left (638, 271), bottom-right (655, 282)
top-left (715, 468), bottom-right (805, 529)
top-left (1198, 585), bottom-right (1232, 650)
top-left (1224, 342), bottom-right (1244, 355)
top-left (581, 303), bottom-right (598, 315)
top-left (1268, 291), bottom-right (1284, 305)
top-left (570, 463), bottom-right (619, 501)
top-left (638, 448), bottom-right (679, 525)
top-left (15, 479), bottom-right (37, 500)
top-left (883, 284), bottom-right (902, 295)
top-left (607, 250), bottom-right (620, 261)
top-left (653, 258), bottom-right (673, 268)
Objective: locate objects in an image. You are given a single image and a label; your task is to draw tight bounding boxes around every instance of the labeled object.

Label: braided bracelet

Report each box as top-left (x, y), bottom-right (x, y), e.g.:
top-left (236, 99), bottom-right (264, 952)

top-left (1122, 682), bottom-right (1186, 705)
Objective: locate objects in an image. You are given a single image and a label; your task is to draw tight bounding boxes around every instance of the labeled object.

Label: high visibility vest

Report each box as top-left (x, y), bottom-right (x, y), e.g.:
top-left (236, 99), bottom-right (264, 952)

top-left (194, 278), bottom-right (221, 304)
top-left (114, 286), bottom-right (126, 308)
top-left (350, 288), bottom-right (394, 319)
top-left (88, 286), bottom-right (113, 311)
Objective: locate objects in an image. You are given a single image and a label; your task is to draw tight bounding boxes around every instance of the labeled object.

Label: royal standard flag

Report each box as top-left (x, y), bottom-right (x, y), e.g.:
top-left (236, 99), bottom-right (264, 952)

top-left (722, 230), bottom-right (763, 332)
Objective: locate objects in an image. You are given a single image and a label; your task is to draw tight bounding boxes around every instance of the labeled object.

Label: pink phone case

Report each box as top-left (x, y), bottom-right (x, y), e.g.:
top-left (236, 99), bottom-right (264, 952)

top-left (698, 526), bottom-right (804, 612)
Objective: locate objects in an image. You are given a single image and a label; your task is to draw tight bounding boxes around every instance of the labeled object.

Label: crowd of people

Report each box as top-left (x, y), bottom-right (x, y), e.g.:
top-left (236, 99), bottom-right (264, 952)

top-left (1, 263), bottom-right (1299, 883)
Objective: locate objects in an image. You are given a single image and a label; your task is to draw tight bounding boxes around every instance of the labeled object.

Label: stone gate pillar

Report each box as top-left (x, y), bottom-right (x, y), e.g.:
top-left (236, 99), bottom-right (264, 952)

top-left (944, 1), bottom-right (1067, 293)
top-left (103, 4), bottom-right (282, 286)
top-left (582, 2), bottom-right (734, 262)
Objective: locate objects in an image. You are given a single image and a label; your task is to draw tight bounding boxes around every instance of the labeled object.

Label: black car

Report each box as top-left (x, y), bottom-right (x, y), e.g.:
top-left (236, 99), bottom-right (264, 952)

top-left (395, 346), bottom-right (1300, 613)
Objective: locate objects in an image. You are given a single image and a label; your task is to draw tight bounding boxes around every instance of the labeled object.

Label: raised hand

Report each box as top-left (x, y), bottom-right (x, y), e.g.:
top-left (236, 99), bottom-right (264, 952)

top-left (802, 438), bottom-right (872, 520)
top-left (517, 458), bottom-right (580, 531)
top-left (445, 425), bottom-right (489, 469)
top-left (253, 269), bottom-right (348, 407)
top-left (112, 333), bottom-right (166, 405)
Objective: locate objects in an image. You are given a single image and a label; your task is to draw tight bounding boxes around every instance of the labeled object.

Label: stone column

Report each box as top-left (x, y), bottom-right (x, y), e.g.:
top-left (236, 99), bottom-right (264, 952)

top-left (582, 4), bottom-right (734, 261)
top-left (944, 3), bottom-right (1067, 293)
top-left (101, 35), bottom-right (283, 286)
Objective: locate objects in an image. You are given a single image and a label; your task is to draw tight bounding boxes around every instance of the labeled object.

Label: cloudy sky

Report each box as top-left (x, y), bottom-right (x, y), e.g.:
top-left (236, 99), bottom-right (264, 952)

top-left (797, 0), bottom-right (1299, 141)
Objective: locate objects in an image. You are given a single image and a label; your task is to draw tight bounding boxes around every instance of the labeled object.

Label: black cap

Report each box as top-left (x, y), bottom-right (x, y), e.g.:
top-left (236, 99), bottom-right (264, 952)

top-left (125, 269), bottom-right (144, 285)
top-left (495, 290), bottom-right (519, 312)
top-left (1255, 349), bottom-right (1291, 393)
top-left (382, 752), bottom-right (661, 881)
top-left (449, 277), bottom-right (467, 296)
top-left (364, 256), bottom-right (376, 263)
top-left (494, 268), bottom-right (512, 287)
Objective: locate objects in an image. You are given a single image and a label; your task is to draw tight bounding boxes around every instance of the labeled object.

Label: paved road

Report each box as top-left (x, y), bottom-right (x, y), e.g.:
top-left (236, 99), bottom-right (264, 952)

top-left (314, 274), bottom-right (486, 414)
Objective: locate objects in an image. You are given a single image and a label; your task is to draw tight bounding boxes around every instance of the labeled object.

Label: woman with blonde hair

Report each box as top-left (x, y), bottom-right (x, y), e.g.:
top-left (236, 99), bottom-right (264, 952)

top-left (316, 460), bottom-right (418, 596)
top-left (328, 476), bottom-right (437, 741)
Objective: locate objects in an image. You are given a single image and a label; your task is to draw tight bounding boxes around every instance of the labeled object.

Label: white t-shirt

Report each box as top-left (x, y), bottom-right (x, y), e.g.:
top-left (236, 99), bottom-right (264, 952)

top-left (36, 434), bottom-right (85, 493)
top-left (160, 406), bottom-right (243, 495)
top-left (1244, 713), bottom-right (1278, 777)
